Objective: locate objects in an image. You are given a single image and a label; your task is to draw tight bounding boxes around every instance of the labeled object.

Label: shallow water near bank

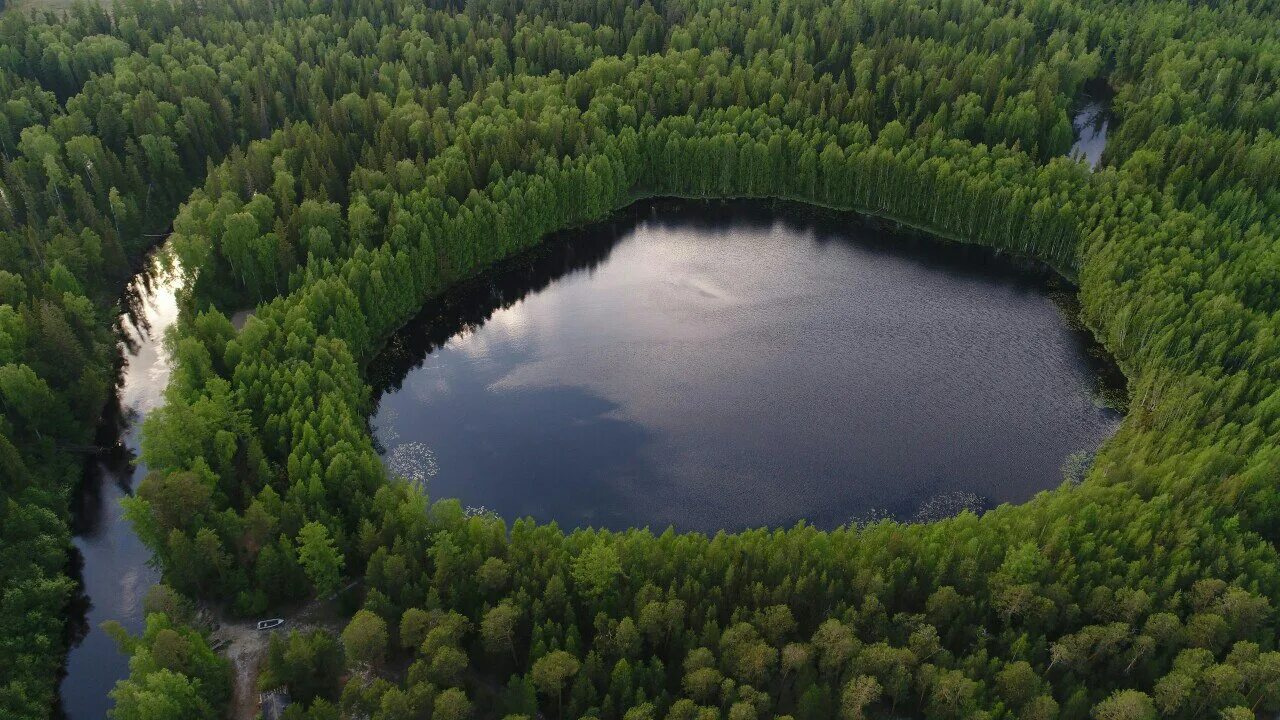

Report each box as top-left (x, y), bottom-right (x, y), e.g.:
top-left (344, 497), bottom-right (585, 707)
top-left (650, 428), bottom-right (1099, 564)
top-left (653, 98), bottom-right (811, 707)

top-left (58, 252), bottom-right (177, 719)
top-left (369, 201), bottom-right (1124, 533)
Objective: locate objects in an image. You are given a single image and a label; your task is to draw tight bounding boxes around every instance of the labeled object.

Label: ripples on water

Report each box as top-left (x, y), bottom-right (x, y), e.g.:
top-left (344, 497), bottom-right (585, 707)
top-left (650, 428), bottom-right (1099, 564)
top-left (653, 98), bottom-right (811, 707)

top-left (384, 439), bottom-right (440, 490)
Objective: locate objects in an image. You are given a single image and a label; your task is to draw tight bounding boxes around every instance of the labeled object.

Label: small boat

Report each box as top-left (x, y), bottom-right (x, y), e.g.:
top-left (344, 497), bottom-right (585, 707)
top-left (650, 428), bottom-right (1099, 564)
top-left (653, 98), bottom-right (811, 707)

top-left (256, 618), bottom-right (285, 631)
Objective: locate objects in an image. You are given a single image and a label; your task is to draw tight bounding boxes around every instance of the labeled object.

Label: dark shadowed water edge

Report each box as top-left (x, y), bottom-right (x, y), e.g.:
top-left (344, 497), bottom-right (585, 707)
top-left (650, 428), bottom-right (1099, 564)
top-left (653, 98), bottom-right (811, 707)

top-left (367, 199), bottom-right (1127, 534)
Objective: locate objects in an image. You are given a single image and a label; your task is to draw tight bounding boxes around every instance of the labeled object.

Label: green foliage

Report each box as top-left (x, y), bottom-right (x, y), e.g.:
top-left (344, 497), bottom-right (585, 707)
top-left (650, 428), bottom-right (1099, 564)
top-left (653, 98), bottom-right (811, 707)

top-left (261, 630), bottom-right (344, 704)
top-left (105, 611), bottom-right (229, 720)
top-left (297, 522), bottom-right (344, 599)
top-left (1091, 690), bottom-right (1156, 720)
top-left (109, 669), bottom-right (216, 720)
top-left (2, 0), bottom-right (1280, 716)
top-left (342, 610), bottom-right (388, 669)
top-left (572, 542), bottom-right (623, 601)
top-left (532, 650), bottom-right (581, 718)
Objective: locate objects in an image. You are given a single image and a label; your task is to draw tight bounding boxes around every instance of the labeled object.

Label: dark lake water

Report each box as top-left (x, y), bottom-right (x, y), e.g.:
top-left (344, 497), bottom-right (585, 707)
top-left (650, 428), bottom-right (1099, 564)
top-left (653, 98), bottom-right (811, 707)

top-left (59, 253), bottom-right (173, 719)
top-left (1070, 83), bottom-right (1112, 169)
top-left (369, 201), bottom-right (1124, 533)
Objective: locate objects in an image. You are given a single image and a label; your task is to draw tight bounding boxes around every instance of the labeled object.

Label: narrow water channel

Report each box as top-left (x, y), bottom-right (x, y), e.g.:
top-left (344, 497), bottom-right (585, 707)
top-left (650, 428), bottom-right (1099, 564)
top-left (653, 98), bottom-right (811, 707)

top-left (58, 251), bottom-right (178, 719)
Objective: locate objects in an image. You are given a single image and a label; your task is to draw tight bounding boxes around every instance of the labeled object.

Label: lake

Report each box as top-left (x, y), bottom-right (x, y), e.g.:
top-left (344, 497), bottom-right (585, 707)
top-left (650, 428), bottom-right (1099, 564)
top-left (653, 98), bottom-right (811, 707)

top-left (368, 201), bottom-right (1124, 533)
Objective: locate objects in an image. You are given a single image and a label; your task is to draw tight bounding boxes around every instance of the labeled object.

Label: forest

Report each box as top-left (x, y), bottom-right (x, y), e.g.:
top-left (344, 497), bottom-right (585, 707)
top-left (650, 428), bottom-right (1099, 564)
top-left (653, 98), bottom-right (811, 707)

top-left (1, 0), bottom-right (1279, 717)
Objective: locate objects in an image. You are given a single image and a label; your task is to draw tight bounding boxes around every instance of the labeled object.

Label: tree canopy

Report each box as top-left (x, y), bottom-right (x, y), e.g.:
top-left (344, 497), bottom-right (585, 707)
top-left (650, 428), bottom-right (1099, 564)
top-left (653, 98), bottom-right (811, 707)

top-left (1, 0), bottom-right (1279, 717)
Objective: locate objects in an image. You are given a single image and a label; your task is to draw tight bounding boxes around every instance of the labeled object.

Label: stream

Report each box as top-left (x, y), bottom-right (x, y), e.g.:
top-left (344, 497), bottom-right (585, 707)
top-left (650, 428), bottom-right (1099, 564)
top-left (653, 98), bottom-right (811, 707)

top-left (58, 251), bottom-right (178, 719)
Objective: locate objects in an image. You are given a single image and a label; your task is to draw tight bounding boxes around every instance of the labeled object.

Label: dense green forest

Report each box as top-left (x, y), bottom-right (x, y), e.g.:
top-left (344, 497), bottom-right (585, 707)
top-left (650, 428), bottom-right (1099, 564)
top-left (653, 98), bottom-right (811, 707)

top-left (1, 0), bottom-right (1279, 717)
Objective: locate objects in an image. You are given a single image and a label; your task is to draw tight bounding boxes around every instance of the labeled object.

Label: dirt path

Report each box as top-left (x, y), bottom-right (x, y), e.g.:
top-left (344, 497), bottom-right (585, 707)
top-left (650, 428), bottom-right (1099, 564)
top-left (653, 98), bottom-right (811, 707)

top-left (208, 596), bottom-right (345, 720)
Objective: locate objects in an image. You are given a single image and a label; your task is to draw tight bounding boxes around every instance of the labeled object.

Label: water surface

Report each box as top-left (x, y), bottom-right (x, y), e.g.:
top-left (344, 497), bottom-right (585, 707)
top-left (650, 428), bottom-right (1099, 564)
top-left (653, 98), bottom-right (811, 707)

top-left (59, 252), bottom-right (176, 718)
top-left (53, 202), bottom-right (1125, 714)
top-left (1070, 82), bottom-right (1112, 169)
top-left (370, 201), bottom-right (1123, 533)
